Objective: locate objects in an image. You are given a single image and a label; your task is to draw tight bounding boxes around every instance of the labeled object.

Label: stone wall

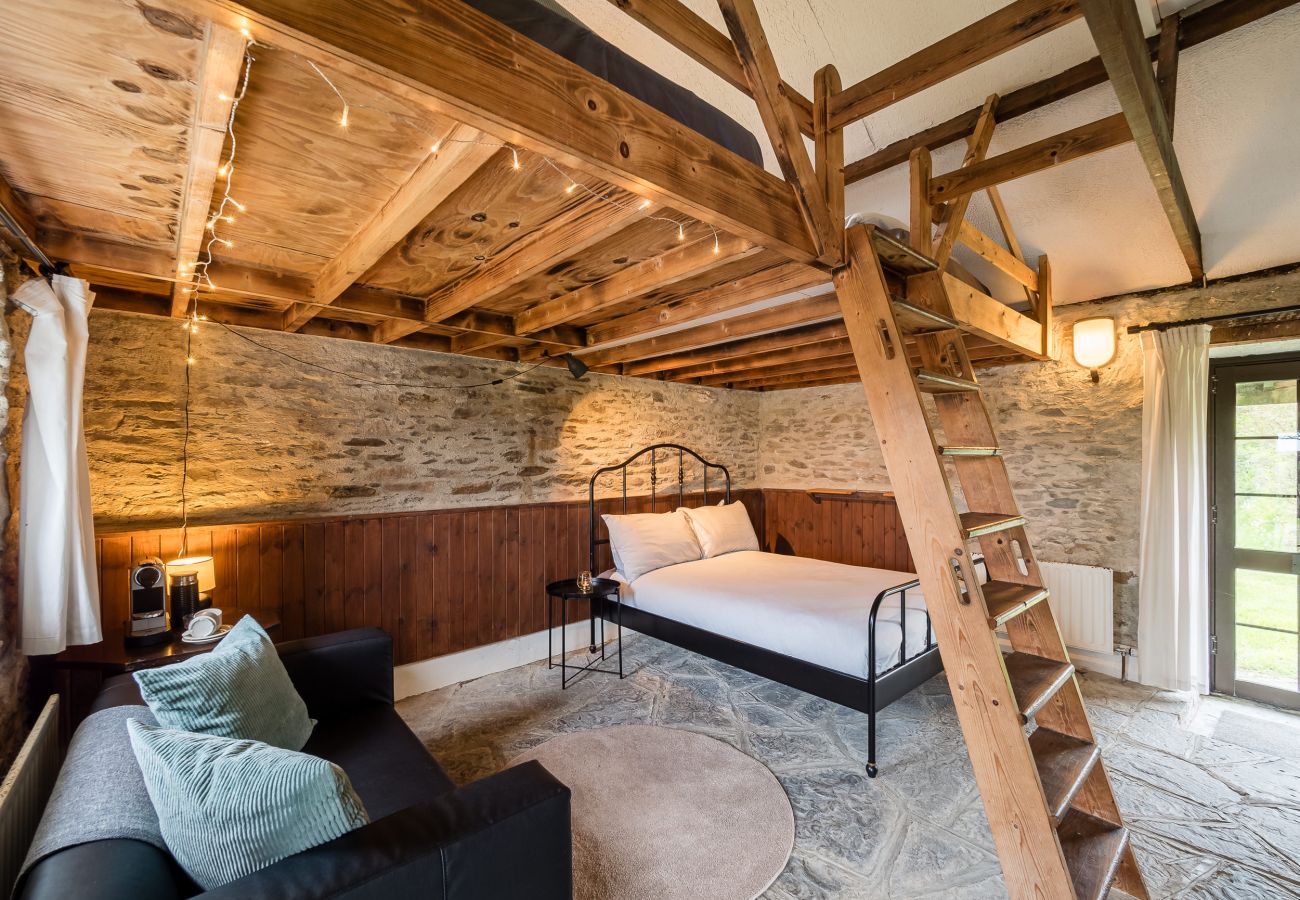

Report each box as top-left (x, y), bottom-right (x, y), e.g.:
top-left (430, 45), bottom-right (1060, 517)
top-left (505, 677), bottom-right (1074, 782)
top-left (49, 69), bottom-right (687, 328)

top-left (0, 258), bottom-right (30, 776)
top-left (84, 309), bottom-right (761, 529)
top-left (759, 267), bottom-right (1300, 650)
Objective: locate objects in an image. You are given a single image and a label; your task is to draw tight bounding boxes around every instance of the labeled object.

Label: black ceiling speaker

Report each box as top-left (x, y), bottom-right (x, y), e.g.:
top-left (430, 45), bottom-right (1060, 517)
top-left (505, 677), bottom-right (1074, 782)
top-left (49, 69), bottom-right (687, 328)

top-left (562, 353), bottom-right (590, 380)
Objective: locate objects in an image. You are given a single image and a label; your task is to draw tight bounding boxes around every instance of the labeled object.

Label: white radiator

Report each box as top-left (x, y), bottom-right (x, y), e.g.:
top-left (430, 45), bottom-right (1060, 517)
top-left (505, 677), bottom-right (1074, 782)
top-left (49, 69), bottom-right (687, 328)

top-left (0, 695), bottom-right (59, 897)
top-left (1038, 561), bottom-right (1114, 655)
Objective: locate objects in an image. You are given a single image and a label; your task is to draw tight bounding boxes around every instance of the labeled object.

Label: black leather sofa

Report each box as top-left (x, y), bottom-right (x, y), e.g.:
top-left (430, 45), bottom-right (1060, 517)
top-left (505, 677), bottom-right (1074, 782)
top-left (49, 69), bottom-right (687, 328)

top-left (20, 628), bottom-right (573, 900)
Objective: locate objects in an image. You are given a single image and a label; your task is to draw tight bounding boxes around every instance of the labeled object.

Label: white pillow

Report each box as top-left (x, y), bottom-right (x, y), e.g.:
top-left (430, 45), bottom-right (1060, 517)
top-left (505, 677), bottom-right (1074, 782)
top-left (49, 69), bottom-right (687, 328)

top-left (681, 502), bottom-right (759, 558)
top-left (602, 509), bottom-right (702, 582)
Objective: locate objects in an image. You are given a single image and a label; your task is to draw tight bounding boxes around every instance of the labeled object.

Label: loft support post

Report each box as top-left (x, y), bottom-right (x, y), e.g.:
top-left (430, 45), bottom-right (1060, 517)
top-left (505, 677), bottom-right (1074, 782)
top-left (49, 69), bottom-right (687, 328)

top-left (833, 224), bottom-right (1076, 898)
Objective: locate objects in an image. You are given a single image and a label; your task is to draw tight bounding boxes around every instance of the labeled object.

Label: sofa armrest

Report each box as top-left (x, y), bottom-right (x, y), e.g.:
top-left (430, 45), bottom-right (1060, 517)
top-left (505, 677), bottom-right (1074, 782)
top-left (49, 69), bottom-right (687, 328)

top-left (275, 629), bottom-right (393, 716)
top-left (203, 760), bottom-right (572, 900)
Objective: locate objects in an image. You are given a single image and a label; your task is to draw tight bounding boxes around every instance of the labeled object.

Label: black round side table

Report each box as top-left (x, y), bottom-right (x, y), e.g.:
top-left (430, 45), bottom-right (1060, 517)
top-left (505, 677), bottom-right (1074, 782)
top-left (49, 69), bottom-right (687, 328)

top-left (545, 577), bottom-right (623, 689)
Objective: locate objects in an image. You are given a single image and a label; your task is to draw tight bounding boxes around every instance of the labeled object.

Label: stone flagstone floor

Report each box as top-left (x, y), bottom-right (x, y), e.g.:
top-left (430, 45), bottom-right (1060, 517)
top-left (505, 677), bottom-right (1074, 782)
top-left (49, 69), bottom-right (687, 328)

top-left (396, 635), bottom-right (1300, 899)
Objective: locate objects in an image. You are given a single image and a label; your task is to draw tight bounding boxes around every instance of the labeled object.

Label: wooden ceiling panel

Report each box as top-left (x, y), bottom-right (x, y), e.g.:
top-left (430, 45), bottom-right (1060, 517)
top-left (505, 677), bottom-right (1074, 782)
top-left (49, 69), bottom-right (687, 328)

top-left (484, 215), bottom-right (713, 316)
top-left (0, 0), bottom-right (200, 245)
top-left (25, 194), bottom-right (176, 249)
top-left (584, 250), bottom-right (787, 327)
top-left (207, 48), bottom-right (451, 272)
top-left (359, 150), bottom-right (607, 297)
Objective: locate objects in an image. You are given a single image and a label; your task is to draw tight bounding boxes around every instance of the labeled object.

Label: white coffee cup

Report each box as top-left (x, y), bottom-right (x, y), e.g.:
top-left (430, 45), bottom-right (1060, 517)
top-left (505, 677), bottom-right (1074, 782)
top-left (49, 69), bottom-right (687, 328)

top-left (187, 608), bottom-right (223, 638)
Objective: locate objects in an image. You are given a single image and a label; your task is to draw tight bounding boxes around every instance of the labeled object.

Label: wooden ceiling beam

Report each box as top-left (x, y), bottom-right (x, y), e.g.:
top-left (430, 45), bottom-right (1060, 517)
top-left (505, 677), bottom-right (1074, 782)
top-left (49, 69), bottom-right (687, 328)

top-left (284, 122), bottom-right (497, 332)
top-left (178, 0), bottom-right (820, 264)
top-left (1080, 0), bottom-right (1202, 279)
top-left (957, 220), bottom-right (1039, 292)
top-left (603, 0), bottom-right (815, 135)
top-left (843, 0), bottom-right (1296, 184)
top-left (696, 351), bottom-right (858, 386)
top-left (170, 23), bottom-right (245, 318)
top-left (928, 113), bottom-right (1131, 202)
top-left (419, 196), bottom-right (653, 326)
top-left (0, 167), bottom-right (39, 259)
top-left (729, 364), bottom-right (862, 390)
top-left (587, 262), bottom-right (828, 346)
top-left (665, 336), bottom-right (853, 379)
top-left (829, 0), bottom-right (1082, 130)
top-left (931, 94), bottom-right (999, 269)
top-left (515, 233), bottom-right (760, 336)
top-left (623, 319), bottom-right (849, 375)
top-left (582, 292), bottom-right (842, 367)
top-left (720, 0), bottom-right (841, 265)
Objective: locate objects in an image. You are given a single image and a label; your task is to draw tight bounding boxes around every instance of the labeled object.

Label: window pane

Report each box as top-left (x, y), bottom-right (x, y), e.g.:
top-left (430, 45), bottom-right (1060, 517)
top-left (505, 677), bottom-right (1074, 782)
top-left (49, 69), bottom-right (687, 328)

top-left (1236, 569), bottom-right (1298, 632)
top-left (1235, 495), bottom-right (1298, 552)
top-left (1236, 437), bottom-right (1298, 495)
top-left (1236, 624), bottom-right (1299, 691)
top-left (1236, 380), bottom-right (1297, 435)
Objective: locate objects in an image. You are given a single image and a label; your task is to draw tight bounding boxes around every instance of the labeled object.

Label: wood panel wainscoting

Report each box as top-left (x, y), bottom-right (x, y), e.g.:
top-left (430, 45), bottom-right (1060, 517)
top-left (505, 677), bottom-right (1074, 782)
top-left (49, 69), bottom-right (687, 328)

top-left (760, 488), bottom-right (913, 573)
top-left (90, 488), bottom-right (912, 668)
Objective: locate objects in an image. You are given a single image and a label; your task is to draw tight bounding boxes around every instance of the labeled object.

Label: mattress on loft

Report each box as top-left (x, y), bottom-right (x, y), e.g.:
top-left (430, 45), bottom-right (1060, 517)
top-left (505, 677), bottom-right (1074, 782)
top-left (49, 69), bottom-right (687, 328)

top-left (463, 0), bottom-right (764, 166)
top-left (608, 550), bottom-right (930, 678)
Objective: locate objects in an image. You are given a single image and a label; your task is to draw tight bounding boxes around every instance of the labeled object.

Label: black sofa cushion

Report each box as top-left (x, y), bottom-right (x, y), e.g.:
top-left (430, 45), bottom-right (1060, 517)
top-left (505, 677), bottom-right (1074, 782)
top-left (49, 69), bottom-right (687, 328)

top-left (304, 704), bottom-right (455, 819)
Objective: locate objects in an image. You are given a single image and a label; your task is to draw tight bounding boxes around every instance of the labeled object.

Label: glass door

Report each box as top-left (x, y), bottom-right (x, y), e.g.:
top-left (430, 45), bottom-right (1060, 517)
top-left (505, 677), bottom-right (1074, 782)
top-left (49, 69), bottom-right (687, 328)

top-left (1211, 355), bottom-right (1300, 709)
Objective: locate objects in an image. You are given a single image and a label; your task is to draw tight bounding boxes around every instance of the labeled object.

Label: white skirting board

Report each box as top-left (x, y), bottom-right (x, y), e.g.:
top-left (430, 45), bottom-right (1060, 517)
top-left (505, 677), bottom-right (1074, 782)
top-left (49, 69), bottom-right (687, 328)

top-left (394, 621), bottom-right (624, 701)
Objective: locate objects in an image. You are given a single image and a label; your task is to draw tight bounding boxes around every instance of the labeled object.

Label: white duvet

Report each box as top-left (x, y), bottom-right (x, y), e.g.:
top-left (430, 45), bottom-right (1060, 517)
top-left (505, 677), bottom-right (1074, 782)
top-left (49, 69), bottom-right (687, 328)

top-left (609, 550), bottom-right (932, 678)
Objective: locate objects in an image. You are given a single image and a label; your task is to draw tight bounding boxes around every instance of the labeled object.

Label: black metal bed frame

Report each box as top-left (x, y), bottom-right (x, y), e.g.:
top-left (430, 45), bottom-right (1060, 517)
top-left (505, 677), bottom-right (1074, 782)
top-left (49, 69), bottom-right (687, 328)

top-left (587, 443), bottom-right (943, 777)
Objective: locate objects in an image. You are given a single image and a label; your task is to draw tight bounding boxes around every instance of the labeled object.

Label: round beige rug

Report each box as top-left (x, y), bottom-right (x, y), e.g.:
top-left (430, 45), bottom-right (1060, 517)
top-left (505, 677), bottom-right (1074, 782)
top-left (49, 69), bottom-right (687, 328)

top-left (514, 725), bottom-right (794, 900)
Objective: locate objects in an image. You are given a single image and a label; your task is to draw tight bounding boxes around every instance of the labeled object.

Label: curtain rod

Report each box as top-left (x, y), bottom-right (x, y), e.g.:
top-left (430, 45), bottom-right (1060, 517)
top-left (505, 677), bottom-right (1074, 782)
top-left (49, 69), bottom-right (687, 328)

top-left (1126, 303), bottom-right (1300, 335)
top-left (0, 197), bottom-right (57, 273)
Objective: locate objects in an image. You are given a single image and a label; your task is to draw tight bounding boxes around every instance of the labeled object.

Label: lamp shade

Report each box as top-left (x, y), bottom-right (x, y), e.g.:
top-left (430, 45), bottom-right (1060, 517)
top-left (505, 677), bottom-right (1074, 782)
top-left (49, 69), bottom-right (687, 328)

top-left (1072, 317), bottom-right (1117, 369)
top-left (167, 555), bottom-right (216, 593)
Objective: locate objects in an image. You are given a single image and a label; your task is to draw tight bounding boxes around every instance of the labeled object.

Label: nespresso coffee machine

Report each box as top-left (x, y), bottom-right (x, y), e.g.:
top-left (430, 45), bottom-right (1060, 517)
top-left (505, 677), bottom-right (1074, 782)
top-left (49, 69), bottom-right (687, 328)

top-left (126, 557), bottom-right (171, 647)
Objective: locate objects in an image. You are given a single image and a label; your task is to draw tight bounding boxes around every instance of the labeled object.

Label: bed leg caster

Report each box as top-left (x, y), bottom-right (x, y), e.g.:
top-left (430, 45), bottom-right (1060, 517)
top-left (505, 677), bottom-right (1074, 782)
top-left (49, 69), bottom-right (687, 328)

top-left (866, 763), bottom-right (878, 778)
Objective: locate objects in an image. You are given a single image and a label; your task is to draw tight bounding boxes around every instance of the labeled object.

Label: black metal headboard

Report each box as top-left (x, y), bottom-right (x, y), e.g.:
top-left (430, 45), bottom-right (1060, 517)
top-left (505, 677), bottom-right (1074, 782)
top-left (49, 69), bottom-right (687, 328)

top-left (588, 443), bottom-right (731, 572)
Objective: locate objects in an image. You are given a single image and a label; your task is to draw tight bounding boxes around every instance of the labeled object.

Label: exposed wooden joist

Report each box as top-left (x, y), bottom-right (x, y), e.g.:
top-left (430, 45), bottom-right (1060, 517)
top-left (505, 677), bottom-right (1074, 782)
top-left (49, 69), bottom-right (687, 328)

top-left (843, 0), bottom-right (1298, 184)
top-left (934, 270), bottom-right (1051, 359)
top-left (515, 233), bottom-right (760, 336)
top-left (0, 171), bottom-right (37, 258)
top-left (284, 122), bottom-right (496, 332)
top-left (170, 23), bottom-right (245, 317)
top-left (623, 319), bottom-right (849, 375)
top-left (957, 220), bottom-right (1039, 292)
top-left (666, 336), bottom-right (852, 379)
top-left (829, 0), bottom-right (1082, 129)
top-left (1156, 14), bottom-right (1180, 125)
top-left (814, 64), bottom-right (845, 263)
top-left (932, 94), bottom-right (999, 268)
top-left (587, 262), bottom-right (828, 345)
top-left (1081, 0), bottom-right (1202, 279)
top-left (181, 0), bottom-right (821, 264)
top-left (698, 352), bottom-right (858, 386)
top-left (928, 113), bottom-right (1131, 202)
top-left (582, 292), bottom-right (842, 367)
top-left (720, 0), bottom-right (841, 265)
top-left (603, 0), bottom-right (815, 135)
top-left (414, 196), bottom-right (654, 335)
top-left (726, 363), bottom-right (861, 390)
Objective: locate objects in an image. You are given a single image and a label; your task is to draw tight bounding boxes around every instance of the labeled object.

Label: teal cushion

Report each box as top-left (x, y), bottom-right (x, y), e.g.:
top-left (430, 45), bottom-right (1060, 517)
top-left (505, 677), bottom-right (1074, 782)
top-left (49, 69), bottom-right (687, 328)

top-left (127, 720), bottom-right (369, 890)
top-left (133, 616), bottom-right (314, 750)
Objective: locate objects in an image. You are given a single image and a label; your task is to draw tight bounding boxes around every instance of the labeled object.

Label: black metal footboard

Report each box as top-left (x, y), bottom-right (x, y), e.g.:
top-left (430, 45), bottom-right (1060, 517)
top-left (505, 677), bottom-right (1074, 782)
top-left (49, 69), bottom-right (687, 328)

top-left (866, 579), bottom-right (938, 777)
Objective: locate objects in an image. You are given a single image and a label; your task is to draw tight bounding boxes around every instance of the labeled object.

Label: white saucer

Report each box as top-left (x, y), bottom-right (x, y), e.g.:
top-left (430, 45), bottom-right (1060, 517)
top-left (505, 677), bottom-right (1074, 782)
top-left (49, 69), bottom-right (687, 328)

top-left (181, 624), bottom-right (231, 644)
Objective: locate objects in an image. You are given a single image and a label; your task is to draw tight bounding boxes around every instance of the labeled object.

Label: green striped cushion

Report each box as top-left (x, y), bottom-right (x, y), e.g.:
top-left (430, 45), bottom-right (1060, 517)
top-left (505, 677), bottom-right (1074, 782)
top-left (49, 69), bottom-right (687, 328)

top-left (127, 720), bottom-right (369, 890)
top-left (133, 616), bottom-right (314, 750)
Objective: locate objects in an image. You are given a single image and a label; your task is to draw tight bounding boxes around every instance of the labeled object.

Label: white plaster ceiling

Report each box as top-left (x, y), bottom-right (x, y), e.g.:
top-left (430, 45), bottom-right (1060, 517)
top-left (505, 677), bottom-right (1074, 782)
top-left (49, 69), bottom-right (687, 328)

top-left (559, 0), bottom-right (1300, 305)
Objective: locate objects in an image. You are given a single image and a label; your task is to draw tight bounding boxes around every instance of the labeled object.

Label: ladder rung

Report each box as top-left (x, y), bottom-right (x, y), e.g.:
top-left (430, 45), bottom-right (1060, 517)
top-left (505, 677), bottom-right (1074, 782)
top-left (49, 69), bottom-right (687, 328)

top-left (1029, 728), bottom-right (1101, 823)
top-left (959, 511), bottom-right (1025, 539)
top-left (939, 445), bottom-right (1002, 457)
top-left (982, 581), bottom-right (1050, 627)
top-left (915, 370), bottom-right (980, 394)
top-left (1057, 808), bottom-right (1130, 900)
top-left (1004, 651), bottom-right (1075, 721)
top-left (869, 226), bottom-right (938, 276)
top-left (892, 298), bottom-right (958, 334)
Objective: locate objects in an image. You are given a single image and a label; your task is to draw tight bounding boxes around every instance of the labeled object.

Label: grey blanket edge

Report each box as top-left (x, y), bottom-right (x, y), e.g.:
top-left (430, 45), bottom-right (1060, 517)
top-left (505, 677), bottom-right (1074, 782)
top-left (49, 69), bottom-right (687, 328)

top-left (14, 705), bottom-right (165, 896)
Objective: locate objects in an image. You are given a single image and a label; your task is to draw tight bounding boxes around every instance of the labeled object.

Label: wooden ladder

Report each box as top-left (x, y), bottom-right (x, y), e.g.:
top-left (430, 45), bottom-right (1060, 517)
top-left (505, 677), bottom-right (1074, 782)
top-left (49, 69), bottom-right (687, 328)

top-left (833, 223), bottom-right (1148, 900)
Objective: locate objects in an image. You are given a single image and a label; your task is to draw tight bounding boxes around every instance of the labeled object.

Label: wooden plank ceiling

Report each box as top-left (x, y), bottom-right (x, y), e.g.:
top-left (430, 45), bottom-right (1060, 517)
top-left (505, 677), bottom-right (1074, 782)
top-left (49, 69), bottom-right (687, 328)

top-left (0, 0), bottom-right (1058, 390)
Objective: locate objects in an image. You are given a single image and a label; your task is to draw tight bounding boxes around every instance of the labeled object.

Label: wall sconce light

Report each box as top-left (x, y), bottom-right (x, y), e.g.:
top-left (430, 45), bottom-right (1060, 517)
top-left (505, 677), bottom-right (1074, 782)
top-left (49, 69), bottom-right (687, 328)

top-left (1072, 317), bottom-right (1117, 383)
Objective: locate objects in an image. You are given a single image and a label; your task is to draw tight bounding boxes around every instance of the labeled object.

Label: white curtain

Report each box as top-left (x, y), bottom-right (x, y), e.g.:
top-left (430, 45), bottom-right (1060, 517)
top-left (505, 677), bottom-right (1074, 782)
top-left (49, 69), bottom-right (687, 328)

top-left (16, 274), bottom-right (100, 655)
top-left (1137, 324), bottom-right (1211, 692)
